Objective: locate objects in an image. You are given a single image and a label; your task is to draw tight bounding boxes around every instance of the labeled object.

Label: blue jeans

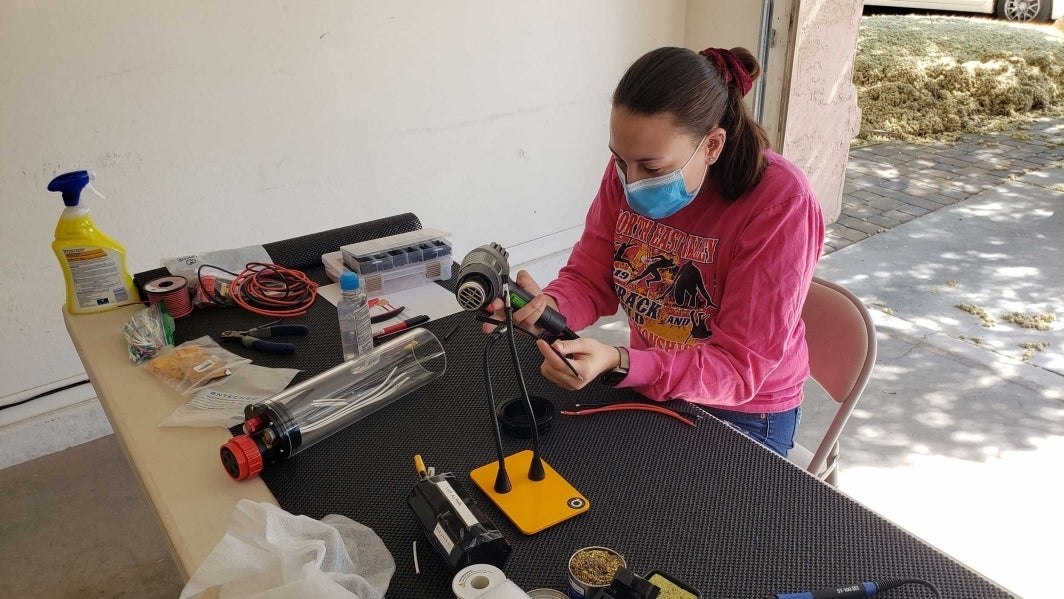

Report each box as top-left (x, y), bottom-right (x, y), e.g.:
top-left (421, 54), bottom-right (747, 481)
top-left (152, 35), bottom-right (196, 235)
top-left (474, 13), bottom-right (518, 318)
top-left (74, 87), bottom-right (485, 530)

top-left (701, 405), bottom-right (801, 457)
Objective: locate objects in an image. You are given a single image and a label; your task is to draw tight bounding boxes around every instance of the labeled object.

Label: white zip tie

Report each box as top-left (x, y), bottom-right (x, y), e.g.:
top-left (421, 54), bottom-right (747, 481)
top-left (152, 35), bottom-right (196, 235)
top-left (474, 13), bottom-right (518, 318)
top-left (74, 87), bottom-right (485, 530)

top-left (300, 366), bottom-right (424, 434)
top-left (305, 374), bottom-right (410, 433)
top-left (301, 369), bottom-right (397, 419)
top-left (413, 540), bottom-right (420, 574)
top-left (301, 367), bottom-right (403, 434)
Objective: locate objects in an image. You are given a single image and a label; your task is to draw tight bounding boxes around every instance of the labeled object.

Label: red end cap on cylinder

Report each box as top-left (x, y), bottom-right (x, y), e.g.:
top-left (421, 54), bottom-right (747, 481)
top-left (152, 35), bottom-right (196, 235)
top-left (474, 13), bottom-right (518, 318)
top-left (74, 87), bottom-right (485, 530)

top-left (220, 435), bottom-right (263, 481)
top-left (243, 415), bottom-right (267, 435)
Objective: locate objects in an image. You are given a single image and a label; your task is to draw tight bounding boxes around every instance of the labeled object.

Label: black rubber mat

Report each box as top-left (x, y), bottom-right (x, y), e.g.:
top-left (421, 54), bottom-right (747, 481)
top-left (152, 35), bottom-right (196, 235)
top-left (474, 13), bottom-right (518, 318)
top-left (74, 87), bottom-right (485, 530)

top-left (136, 218), bottom-right (1016, 599)
top-left (249, 315), bottom-right (1016, 599)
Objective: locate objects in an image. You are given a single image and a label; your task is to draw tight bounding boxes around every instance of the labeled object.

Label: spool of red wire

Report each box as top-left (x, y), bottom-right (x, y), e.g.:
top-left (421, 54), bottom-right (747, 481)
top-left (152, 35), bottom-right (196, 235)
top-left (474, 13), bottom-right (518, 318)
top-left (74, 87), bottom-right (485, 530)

top-left (228, 262), bottom-right (318, 318)
top-left (143, 275), bottom-right (194, 319)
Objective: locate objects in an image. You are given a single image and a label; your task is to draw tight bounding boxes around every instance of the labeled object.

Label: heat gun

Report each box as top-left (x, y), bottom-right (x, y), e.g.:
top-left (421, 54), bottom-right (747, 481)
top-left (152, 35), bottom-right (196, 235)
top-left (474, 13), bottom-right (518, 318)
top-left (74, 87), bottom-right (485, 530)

top-left (455, 242), bottom-right (578, 340)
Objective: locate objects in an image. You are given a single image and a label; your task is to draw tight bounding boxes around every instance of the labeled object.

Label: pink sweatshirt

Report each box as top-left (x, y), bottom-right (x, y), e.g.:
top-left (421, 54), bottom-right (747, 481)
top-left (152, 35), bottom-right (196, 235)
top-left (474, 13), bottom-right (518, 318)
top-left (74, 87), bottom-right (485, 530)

top-left (543, 151), bottom-right (824, 413)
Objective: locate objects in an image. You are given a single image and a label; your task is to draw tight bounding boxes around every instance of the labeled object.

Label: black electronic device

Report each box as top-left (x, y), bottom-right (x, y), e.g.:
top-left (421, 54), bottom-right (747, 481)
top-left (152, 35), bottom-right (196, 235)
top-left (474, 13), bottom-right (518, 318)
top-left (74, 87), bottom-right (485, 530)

top-left (407, 458), bottom-right (511, 571)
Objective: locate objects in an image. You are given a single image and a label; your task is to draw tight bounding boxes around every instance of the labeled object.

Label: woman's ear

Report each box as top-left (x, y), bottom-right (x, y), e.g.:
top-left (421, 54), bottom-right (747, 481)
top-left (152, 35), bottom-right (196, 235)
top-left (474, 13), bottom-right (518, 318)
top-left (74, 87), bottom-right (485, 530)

top-left (704, 127), bottom-right (727, 164)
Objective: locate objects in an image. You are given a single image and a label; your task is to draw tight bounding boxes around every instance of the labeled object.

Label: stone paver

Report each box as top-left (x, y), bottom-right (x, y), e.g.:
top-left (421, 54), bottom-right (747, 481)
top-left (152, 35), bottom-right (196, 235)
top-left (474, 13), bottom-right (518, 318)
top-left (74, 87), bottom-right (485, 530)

top-left (826, 116), bottom-right (1064, 255)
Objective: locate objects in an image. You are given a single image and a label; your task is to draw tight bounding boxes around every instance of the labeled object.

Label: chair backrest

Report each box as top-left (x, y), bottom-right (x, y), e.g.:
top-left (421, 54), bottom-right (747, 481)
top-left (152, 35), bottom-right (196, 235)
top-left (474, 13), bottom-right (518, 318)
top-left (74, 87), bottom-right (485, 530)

top-left (800, 276), bottom-right (877, 478)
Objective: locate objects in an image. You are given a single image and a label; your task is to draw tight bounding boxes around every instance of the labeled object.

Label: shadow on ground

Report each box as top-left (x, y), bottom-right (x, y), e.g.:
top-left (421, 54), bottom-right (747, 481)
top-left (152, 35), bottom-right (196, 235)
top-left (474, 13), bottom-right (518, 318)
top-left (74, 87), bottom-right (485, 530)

top-left (806, 168), bottom-right (1064, 472)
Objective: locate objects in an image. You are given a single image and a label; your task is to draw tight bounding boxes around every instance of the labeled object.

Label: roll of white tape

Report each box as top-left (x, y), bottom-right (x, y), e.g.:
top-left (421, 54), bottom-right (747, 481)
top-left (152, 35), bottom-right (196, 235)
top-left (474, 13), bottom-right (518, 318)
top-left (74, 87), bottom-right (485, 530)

top-left (483, 583), bottom-right (532, 599)
top-left (453, 564), bottom-right (508, 599)
top-left (479, 579), bottom-right (531, 599)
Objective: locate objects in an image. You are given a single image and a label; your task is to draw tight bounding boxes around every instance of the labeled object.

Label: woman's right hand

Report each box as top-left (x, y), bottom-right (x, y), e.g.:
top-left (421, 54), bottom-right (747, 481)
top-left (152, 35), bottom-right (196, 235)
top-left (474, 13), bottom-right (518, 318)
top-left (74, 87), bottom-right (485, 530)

top-left (480, 270), bottom-right (559, 335)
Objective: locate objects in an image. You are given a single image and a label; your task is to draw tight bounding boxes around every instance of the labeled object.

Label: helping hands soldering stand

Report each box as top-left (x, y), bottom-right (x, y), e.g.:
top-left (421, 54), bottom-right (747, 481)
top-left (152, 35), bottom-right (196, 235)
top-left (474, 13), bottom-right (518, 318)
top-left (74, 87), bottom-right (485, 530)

top-left (468, 276), bottom-right (589, 535)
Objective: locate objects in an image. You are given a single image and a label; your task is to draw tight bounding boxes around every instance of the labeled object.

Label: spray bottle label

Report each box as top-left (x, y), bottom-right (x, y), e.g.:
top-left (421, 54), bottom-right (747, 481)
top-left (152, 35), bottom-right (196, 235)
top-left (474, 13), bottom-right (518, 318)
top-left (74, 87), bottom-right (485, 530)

top-left (62, 246), bottom-right (131, 308)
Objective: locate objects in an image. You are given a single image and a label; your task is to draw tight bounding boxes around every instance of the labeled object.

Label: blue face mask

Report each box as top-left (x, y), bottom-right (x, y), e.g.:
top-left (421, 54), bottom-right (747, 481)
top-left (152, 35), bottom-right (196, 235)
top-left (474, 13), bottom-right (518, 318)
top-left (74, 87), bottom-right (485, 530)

top-left (616, 136), bottom-right (708, 219)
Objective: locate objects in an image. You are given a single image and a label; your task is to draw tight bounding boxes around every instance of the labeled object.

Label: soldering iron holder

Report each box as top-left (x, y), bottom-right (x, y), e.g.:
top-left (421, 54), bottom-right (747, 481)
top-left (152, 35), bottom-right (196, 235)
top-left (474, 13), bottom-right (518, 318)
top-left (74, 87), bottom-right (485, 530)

top-left (496, 395), bottom-right (555, 439)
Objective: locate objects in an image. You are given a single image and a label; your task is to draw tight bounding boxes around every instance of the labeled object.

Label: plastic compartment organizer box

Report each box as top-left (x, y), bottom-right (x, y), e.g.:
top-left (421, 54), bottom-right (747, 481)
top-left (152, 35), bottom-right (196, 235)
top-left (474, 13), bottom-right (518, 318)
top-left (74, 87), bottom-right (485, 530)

top-left (323, 228), bottom-right (453, 295)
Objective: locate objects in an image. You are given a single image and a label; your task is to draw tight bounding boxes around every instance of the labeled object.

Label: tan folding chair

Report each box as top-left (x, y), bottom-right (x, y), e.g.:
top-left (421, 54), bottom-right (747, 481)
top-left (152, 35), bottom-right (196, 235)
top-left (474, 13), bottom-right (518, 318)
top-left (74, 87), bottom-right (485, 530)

top-left (787, 276), bottom-right (877, 486)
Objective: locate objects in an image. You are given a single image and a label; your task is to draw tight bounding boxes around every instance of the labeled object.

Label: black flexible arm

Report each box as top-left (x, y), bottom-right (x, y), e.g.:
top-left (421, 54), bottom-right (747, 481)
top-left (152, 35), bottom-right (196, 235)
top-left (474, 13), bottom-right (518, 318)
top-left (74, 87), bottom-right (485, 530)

top-left (474, 313), bottom-right (581, 381)
top-left (482, 328), bottom-right (512, 493)
top-left (503, 281), bottom-right (546, 481)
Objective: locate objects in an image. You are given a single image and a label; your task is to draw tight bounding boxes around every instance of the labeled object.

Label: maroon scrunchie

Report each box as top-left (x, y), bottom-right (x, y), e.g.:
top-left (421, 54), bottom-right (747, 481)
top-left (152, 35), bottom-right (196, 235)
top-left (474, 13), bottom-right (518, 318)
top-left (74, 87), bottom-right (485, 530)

top-left (698, 47), bottom-right (753, 97)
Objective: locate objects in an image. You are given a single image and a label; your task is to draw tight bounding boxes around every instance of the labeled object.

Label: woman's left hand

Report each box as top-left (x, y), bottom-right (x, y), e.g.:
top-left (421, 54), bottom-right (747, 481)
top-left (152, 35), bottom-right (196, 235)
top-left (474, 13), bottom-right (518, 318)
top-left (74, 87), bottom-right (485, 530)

top-left (535, 337), bottom-right (620, 391)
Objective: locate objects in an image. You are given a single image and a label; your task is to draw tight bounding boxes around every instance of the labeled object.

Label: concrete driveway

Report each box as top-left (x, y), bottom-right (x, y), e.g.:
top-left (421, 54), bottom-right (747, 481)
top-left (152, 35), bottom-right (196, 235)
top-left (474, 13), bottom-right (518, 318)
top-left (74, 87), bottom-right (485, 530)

top-left (804, 162), bottom-right (1063, 599)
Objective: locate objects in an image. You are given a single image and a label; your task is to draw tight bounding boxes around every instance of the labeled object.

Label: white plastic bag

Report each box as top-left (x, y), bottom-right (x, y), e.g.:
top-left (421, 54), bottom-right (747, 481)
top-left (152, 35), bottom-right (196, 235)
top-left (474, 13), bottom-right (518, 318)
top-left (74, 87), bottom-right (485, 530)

top-left (160, 364), bottom-right (299, 428)
top-left (179, 500), bottom-right (395, 599)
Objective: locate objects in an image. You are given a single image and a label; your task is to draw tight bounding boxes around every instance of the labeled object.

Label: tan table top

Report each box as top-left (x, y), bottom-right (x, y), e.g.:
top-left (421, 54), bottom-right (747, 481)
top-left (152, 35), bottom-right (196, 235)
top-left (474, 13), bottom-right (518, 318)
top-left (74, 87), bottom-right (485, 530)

top-left (64, 305), bottom-right (276, 580)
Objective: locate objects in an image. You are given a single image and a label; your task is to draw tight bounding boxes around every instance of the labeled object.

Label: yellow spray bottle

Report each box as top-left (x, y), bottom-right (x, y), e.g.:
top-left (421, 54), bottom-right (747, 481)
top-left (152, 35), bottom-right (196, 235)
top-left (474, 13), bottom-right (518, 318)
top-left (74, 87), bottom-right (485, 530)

top-left (47, 170), bottom-right (140, 314)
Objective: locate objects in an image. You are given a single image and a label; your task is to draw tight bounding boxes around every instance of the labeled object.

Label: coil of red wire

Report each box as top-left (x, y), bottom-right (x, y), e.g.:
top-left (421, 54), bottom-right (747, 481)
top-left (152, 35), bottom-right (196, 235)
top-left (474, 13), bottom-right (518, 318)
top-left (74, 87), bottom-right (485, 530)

top-left (143, 275), bottom-right (194, 319)
top-left (228, 262), bottom-right (318, 318)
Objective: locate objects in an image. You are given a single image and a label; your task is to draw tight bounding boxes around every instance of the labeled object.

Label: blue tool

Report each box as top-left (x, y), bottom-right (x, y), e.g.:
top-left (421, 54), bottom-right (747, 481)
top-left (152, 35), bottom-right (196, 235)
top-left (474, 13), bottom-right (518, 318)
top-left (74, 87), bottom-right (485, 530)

top-left (771, 578), bottom-right (941, 599)
top-left (221, 321), bottom-right (310, 355)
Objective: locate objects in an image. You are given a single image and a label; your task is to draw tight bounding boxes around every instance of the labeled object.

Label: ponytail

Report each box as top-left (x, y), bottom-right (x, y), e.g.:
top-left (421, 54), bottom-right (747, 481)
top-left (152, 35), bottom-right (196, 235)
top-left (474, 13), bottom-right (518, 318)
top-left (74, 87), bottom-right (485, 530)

top-left (714, 47), bottom-right (770, 201)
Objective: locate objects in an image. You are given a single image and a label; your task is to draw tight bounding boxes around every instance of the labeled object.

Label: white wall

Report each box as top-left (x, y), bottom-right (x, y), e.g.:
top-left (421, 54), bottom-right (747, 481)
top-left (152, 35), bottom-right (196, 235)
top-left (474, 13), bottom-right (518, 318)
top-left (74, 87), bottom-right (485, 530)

top-left (0, 0), bottom-right (685, 400)
top-left (685, 0), bottom-right (762, 50)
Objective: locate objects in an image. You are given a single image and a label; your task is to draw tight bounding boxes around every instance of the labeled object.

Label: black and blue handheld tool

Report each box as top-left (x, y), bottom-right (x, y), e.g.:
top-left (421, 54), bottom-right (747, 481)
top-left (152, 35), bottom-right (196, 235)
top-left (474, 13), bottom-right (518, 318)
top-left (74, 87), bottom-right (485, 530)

top-left (771, 578), bottom-right (941, 599)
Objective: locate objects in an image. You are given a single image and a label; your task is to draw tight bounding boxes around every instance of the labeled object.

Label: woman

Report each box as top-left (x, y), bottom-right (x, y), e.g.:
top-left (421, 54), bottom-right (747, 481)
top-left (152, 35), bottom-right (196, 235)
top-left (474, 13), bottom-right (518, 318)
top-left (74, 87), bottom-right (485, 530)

top-left (487, 46), bottom-right (824, 456)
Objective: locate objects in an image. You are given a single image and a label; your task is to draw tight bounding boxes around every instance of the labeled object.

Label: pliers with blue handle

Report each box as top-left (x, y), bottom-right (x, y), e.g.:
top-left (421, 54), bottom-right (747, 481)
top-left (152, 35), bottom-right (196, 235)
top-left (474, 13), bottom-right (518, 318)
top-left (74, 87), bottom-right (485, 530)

top-left (221, 321), bottom-right (310, 355)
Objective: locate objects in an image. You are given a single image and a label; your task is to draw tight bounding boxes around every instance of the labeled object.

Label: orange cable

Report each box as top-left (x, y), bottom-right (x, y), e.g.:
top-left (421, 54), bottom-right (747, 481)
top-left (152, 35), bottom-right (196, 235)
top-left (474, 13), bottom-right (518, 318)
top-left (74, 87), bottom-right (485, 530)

top-left (229, 262), bottom-right (318, 318)
top-left (560, 403), bottom-right (695, 427)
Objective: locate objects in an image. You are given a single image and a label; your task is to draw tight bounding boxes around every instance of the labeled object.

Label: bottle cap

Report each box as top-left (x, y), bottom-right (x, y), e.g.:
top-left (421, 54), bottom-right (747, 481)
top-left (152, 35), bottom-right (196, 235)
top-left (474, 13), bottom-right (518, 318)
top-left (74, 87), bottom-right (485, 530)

top-left (47, 170), bottom-right (91, 207)
top-left (340, 271), bottom-right (361, 291)
top-left (220, 435), bottom-right (264, 480)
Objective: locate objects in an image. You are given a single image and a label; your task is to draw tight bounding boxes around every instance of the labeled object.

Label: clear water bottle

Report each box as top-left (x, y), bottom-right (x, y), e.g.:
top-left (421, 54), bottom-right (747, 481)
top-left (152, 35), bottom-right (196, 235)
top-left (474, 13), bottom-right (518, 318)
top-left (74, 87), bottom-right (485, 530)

top-left (338, 271), bottom-right (374, 361)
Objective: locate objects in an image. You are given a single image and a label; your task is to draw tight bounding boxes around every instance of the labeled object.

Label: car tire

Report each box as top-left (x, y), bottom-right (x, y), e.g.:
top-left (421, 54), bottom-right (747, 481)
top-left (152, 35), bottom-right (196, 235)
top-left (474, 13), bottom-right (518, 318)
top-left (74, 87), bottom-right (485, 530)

top-left (995, 0), bottom-right (1052, 21)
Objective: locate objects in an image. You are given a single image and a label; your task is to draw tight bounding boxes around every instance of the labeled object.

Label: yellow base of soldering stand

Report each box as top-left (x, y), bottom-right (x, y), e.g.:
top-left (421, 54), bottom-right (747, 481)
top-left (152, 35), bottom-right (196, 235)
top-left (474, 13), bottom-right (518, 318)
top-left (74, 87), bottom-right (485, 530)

top-left (470, 450), bottom-right (589, 535)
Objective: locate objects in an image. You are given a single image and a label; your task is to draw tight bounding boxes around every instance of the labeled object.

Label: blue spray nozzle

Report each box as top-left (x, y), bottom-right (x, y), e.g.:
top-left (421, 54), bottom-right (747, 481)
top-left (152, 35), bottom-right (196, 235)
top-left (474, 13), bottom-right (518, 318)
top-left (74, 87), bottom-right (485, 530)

top-left (48, 171), bottom-right (91, 207)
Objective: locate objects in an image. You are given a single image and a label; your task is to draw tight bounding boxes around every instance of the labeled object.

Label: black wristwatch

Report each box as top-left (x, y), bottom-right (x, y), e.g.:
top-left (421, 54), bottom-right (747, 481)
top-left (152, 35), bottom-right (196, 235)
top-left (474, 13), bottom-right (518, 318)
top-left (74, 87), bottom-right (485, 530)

top-left (599, 346), bottom-right (630, 387)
